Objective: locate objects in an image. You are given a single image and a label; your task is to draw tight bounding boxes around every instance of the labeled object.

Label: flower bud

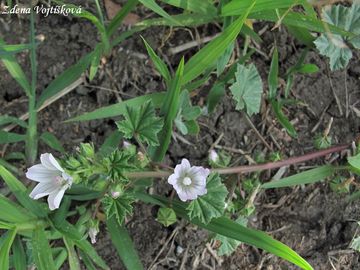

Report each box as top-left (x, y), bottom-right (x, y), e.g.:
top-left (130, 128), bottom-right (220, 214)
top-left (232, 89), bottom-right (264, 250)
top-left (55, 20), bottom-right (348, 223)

top-left (80, 143), bottom-right (95, 158)
top-left (209, 149), bottom-right (219, 163)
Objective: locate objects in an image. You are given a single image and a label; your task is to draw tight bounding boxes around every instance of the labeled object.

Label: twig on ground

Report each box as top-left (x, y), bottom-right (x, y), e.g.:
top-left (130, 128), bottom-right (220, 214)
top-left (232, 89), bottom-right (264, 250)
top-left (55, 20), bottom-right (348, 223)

top-left (327, 68), bottom-right (343, 116)
top-left (344, 69), bottom-right (349, 118)
top-left (311, 102), bottom-right (331, 133)
top-left (244, 113), bottom-right (272, 151)
top-left (205, 242), bottom-right (223, 266)
top-left (149, 227), bottom-right (179, 270)
top-left (169, 33), bottom-right (220, 55)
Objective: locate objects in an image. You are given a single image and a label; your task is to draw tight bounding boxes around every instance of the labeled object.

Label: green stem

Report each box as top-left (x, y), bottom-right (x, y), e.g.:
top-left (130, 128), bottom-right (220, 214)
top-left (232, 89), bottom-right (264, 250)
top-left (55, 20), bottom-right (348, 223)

top-left (26, 10), bottom-right (38, 165)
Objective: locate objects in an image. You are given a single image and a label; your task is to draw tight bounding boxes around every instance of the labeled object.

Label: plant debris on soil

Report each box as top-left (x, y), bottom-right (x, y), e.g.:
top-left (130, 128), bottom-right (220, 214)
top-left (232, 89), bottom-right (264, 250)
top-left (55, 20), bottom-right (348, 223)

top-left (1, 1), bottom-right (360, 269)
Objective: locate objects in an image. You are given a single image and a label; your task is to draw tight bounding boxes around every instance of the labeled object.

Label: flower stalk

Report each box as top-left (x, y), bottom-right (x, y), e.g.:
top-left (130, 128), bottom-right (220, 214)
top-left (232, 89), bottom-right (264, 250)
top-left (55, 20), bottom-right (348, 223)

top-left (126, 143), bottom-right (350, 179)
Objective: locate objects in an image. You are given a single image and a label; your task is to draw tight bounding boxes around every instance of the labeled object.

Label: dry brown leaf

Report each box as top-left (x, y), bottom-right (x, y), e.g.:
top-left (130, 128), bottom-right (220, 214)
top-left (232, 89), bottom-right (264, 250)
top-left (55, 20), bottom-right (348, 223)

top-left (104, 0), bottom-right (139, 26)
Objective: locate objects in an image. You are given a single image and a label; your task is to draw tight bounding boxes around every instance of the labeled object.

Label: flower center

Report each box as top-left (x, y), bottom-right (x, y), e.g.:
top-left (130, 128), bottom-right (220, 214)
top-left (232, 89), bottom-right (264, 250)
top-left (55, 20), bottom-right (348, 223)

top-left (183, 176), bottom-right (192, 186)
top-left (55, 176), bottom-right (64, 184)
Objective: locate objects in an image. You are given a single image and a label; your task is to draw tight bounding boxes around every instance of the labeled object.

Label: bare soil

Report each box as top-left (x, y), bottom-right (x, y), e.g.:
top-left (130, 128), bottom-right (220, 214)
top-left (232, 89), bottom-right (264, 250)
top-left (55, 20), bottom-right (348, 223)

top-left (0, 2), bottom-right (360, 269)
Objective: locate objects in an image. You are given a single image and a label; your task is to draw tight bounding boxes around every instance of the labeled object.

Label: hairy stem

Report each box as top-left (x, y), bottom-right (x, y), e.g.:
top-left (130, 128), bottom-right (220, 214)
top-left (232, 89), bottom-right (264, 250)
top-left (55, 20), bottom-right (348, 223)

top-left (25, 11), bottom-right (38, 165)
top-left (126, 143), bottom-right (350, 179)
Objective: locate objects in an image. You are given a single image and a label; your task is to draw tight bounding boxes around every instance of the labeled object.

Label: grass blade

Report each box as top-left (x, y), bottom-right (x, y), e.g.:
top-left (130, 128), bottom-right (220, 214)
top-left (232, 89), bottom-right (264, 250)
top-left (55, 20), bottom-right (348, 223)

top-left (149, 58), bottom-right (184, 162)
top-left (249, 10), bottom-right (354, 37)
top-left (262, 165), bottom-right (335, 189)
top-left (139, 0), bottom-right (181, 26)
top-left (137, 193), bottom-right (313, 270)
top-left (141, 36), bottom-right (171, 83)
top-left (99, 130), bottom-right (123, 156)
top-left (161, 0), bottom-right (217, 15)
top-left (0, 195), bottom-right (35, 223)
top-left (222, 0), bottom-right (298, 16)
top-left (268, 46), bottom-right (278, 99)
top-left (0, 38), bottom-right (31, 96)
top-left (0, 230), bottom-right (17, 270)
top-left (137, 13), bottom-right (215, 27)
top-left (12, 236), bottom-right (26, 270)
top-left (74, 239), bottom-right (109, 270)
top-left (66, 92), bottom-right (165, 122)
top-left (0, 43), bottom-right (34, 56)
top-left (63, 237), bottom-right (81, 270)
top-left (0, 165), bottom-right (48, 218)
top-left (32, 227), bottom-right (57, 270)
top-left (0, 131), bottom-right (25, 144)
top-left (106, 217), bottom-right (144, 270)
top-left (54, 248), bottom-right (67, 270)
top-left (271, 100), bottom-right (297, 138)
top-left (183, 1), bottom-right (255, 84)
top-left (0, 115), bottom-right (27, 128)
top-left (40, 132), bottom-right (65, 153)
top-left (36, 52), bottom-right (92, 109)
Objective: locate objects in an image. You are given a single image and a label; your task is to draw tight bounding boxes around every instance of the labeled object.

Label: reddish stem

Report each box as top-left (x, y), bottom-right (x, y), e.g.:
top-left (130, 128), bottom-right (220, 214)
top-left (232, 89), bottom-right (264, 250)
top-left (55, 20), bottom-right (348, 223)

top-left (126, 143), bottom-right (350, 179)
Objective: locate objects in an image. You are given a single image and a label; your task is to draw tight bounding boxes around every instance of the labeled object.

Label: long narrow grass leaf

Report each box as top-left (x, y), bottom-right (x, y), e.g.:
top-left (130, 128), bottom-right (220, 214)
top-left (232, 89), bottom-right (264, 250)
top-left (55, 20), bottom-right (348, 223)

top-left (0, 131), bottom-right (26, 144)
top-left (183, 1), bottom-right (255, 84)
top-left (12, 236), bottom-right (26, 270)
top-left (136, 193), bottom-right (313, 270)
top-left (262, 165), bottom-right (335, 189)
top-left (32, 228), bottom-right (56, 270)
top-left (222, 0), bottom-right (299, 16)
top-left (74, 239), bottom-right (109, 270)
top-left (0, 38), bottom-right (31, 96)
top-left (161, 0), bottom-right (217, 15)
top-left (63, 237), bottom-right (81, 270)
top-left (139, 0), bottom-right (181, 25)
top-left (106, 217), bottom-right (143, 270)
top-left (0, 165), bottom-right (48, 218)
top-left (0, 230), bottom-right (17, 270)
top-left (141, 36), bottom-right (171, 83)
top-left (66, 92), bottom-right (165, 122)
top-left (36, 52), bottom-right (93, 109)
top-left (149, 58), bottom-right (184, 161)
top-left (40, 132), bottom-right (65, 153)
top-left (0, 195), bottom-right (35, 223)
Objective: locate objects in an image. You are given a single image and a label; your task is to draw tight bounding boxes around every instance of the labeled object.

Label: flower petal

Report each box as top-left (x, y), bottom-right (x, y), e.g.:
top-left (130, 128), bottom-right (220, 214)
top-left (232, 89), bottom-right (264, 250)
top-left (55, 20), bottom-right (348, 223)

top-left (26, 164), bottom-right (59, 182)
top-left (174, 158), bottom-right (190, 175)
top-left (29, 182), bottom-right (58, 199)
top-left (168, 174), bottom-right (178, 185)
top-left (40, 153), bottom-right (64, 172)
top-left (47, 188), bottom-right (66, 210)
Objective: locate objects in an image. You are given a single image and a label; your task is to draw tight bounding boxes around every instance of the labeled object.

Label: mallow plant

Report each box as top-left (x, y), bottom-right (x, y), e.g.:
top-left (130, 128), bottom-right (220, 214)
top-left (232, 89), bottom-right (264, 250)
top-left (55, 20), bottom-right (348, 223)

top-left (1, 0), bottom-right (360, 270)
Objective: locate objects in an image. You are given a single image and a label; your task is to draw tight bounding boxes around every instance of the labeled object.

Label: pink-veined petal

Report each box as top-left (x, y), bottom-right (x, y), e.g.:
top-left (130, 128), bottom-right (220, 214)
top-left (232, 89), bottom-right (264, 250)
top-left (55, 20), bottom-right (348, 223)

top-left (168, 174), bottom-right (178, 185)
top-left (40, 153), bottom-right (64, 172)
top-left (26, 164), bottom-right (59, 182)
top-left (29, 182), bottom-right (58, 199)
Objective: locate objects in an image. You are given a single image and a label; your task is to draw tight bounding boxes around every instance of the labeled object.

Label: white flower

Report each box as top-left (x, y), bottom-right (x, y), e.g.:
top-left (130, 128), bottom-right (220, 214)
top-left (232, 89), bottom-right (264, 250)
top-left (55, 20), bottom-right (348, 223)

top-left (209, 149), bottom-right (219, 163)
top-left (26, 153), bottom-right (72, 211)
top-left (168, 159), bottom-right (210, 202)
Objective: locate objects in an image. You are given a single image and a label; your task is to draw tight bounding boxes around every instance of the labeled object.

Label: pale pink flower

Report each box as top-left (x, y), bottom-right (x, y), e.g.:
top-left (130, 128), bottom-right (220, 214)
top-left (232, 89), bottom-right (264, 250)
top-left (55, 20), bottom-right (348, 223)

top-left (168, 159), bottom-right (210, 202)
top-left (26, 153), bottom-right (72, 210)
